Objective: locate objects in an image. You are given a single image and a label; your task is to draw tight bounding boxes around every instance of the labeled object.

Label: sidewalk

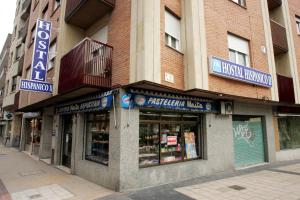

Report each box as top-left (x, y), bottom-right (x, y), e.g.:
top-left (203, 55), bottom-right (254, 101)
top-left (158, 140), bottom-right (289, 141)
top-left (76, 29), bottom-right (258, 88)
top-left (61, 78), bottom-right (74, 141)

top-left (98, 160), bottom-right (300, 200)
top-left (0, 145), bottom-right (114, 200)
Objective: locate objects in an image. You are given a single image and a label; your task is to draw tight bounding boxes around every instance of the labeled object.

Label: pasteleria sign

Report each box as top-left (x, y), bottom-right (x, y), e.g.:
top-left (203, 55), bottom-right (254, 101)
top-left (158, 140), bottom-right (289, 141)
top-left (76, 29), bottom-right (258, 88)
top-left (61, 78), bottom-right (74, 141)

top-left (121, 92), bottom-right (218, 113)
top-left (210, 56), bottom-right (272, 88)
top-left (20, 19), bottom-right (53, 93)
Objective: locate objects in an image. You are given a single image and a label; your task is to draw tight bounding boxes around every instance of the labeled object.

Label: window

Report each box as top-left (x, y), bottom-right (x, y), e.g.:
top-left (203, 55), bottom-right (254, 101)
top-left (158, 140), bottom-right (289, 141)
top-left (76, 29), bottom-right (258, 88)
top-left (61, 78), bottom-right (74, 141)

top-left (165, 10), bottom-right (181, 51)
top-left (47, 40), bottom-right (57, 70)
top-left (30, 24), bottom-right (36, 46)
top-left (139, 111), bottom-right (202, 167)
top-left (15, 45), bottom-right (22, 60)
top-left (85, 111), bottom-right (110, 165)
top-left (296, 16), bottom-right (300, 35)
top-left (11, 76), bottom-right (17, 92)
top-left (228, 34), bottom-right (250, 67)
top-left (53, 0), bottom-right (61, 11)
top-left (42, 4), bottom-right (48, 20)
top-left (278, 117), bottom-right (300, 150)
top-left (231, 0), bottom-right (246, 7)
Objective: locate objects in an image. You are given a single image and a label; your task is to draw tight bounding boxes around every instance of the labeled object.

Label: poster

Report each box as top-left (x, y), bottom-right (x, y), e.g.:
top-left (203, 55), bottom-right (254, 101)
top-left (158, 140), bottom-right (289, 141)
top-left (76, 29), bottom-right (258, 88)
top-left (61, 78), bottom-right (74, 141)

top-left (167, 136), bottom-right (177, 146)
top-left (184, 132), bottom-right (197, 159)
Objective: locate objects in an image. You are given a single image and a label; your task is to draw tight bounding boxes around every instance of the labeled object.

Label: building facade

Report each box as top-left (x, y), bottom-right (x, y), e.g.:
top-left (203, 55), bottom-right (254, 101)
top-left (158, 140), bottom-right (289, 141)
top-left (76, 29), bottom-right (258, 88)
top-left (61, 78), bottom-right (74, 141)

top-left (3, 0), bottom-right (300, 192)
top-left (0, 34), bottom-right (12, 144)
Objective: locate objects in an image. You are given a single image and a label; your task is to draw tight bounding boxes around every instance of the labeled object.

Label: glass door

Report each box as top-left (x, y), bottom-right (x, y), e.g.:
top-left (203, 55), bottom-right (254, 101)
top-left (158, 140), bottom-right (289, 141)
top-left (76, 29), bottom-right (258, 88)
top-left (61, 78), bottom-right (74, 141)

top-left (61, 115), bottom-right (73, 168)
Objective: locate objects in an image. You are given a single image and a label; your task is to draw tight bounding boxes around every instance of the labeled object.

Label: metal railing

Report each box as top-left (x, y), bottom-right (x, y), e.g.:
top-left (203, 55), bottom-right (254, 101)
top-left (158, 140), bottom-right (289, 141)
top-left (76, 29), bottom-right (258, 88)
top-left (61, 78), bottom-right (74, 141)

top-left (59, 38), bottom-right (113, 93)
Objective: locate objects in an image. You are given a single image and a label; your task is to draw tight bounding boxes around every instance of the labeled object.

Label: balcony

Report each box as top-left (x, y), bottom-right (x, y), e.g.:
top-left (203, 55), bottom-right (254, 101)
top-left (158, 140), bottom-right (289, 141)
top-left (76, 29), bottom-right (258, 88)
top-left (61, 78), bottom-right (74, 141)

top-left (58, 38), bottom-right (112, 94)
top-left (267, 0), bottom-right (282, 10)
top-left (270, 20), bottom-right (288, 55)
top-left (277, 74), bottom-right (295, 103)
top-left (65, 0), bottom-right (115, 29)
top-left (18, 20), bottom-right (29, 42)
top-left (20, 0), bottom-right (31, 20)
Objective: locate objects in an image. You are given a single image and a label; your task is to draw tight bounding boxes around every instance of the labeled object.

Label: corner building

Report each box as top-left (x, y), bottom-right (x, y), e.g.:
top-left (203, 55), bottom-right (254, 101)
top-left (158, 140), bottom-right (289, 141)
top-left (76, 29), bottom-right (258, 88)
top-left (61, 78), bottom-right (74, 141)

top-left (15, 0), bottom-right (300, 191)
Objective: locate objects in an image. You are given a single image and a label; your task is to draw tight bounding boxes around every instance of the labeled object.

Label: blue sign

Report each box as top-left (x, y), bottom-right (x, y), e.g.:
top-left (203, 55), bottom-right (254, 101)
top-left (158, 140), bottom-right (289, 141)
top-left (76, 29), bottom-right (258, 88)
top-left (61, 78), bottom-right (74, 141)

top-left (20, 79), bottom-right (53, 93)
top-left (121, 93), bottom-right (218, 113)
top-left (19, 19), bottom-right (53, 93)
top-left (56, 94), bottom-right (113, 114)
top-left (210, 56), bottom-right (272, 88)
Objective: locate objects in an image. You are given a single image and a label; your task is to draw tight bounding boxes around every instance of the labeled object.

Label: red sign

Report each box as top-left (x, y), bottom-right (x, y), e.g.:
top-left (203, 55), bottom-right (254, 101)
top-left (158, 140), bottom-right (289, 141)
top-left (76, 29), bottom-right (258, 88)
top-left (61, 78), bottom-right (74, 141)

top-left (167, 136), bottom-right (177, 145)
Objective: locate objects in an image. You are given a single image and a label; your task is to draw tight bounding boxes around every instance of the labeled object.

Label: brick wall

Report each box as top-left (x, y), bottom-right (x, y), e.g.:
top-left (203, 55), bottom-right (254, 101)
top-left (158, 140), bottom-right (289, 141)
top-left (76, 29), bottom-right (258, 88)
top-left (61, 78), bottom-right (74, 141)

top-left (160, 0), bottom-right (184, 90)
top-left (109, 0), bottom-right (131, 87)
top-left (288, 0), bottom-right (300, 92)
top-left (205, 0), bottom-right (271, 99)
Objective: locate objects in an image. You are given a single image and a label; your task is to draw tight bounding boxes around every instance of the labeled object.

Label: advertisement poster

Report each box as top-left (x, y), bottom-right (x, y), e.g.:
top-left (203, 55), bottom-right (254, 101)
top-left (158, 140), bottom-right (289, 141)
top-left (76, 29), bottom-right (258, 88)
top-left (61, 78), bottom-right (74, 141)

top-left (167, 136), bottom-right (177, 146)
top-left (184, 132), bottom-right (197, 159)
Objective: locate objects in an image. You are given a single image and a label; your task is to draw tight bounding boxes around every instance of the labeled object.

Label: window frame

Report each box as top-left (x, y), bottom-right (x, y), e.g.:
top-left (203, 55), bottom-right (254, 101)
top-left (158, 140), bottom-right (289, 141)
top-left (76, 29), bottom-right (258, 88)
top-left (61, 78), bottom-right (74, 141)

top-left (230, 0), bottom-right (246, 8)
top-left (139, 110), bottom-right (204, 168)
top-left (11, 76), bottom-right (17, 92)
top-left (296, 16), bottom-right (300, 35)
top-left (15, 45), bottom-right (22, 61)
top-left (228, 33), bottom-right (251, 67)
top-left (164, 9), bottom-right (181, 52)
top-left (47, 39), bottom-right (57, 71)
top-left (84, 111), bottom-right (110, 166)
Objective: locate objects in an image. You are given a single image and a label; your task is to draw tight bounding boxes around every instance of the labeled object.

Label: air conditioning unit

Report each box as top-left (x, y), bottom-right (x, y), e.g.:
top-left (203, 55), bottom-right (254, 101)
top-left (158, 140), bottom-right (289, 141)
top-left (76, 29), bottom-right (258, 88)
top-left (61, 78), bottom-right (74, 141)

top-left (220, 101), bottom-right (233, 115)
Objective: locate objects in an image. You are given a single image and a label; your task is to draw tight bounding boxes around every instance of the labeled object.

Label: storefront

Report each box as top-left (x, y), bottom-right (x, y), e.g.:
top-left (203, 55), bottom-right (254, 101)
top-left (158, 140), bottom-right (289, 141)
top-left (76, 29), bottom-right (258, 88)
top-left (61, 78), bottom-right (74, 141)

top-left (232, 115), bottom-right (266, 168)
top-left (22, 114), bottom-right (42, 155)
top-left (275, 107), bottom-right (300, 161)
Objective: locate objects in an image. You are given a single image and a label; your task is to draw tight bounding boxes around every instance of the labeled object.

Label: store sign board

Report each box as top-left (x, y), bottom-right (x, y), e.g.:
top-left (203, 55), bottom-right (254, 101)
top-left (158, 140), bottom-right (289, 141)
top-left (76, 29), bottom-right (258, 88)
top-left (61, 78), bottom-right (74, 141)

top-left (210, 56), bottom-right (272, 88)
top-left (57, 94), bottom-right (113, 114)
top-left (121, 93), bottom-right (218, 113)
top-left (20, 19), bottom-right (53, 93)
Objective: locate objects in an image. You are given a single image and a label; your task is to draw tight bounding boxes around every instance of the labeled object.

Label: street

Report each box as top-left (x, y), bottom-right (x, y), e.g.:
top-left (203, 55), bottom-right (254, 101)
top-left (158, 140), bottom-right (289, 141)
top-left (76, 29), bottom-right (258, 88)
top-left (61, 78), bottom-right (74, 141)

top-left (0, 145), bottom-right (300, 200)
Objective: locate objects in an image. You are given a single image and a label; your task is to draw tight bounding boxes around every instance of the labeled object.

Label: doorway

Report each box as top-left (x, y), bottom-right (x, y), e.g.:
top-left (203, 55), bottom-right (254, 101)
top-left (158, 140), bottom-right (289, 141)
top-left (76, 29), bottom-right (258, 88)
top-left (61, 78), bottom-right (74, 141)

top-left (61, 115), bottom-right (73, 168)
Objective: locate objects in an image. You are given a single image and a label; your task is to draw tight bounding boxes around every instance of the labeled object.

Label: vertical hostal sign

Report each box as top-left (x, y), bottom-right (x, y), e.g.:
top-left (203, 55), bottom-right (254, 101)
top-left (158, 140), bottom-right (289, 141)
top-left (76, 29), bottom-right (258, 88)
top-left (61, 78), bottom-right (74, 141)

top-left (20, 19), bottom-right (53, 93)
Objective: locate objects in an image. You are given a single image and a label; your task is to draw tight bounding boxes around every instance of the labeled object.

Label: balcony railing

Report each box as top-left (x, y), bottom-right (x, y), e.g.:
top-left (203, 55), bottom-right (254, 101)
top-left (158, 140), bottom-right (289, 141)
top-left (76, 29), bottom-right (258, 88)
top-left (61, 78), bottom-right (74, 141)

top-left (20, 0), bottom-right (31, 20)
top-left (18, 20), bottom-right (29, 42)
top-left (270, 20), bottom-right (288, 55)
top-left (58, 38), bottom-right (112, 94)
top-left (277, 74), bottom-right (295, 103)
top-left (65, 0), bottom-right (115, 29)
top-left (267, 0), bottom-right (282, 10)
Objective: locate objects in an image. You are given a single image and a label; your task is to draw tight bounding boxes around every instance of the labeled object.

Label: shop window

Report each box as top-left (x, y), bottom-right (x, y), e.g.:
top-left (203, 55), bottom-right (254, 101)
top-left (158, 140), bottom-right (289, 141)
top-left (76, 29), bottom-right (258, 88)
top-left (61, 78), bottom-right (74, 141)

top-left (47, 40), bottom-right (57, 70)
top-left (139, 111), bottom-right (201, 167)
top-left (228, 34), bottom-right (250, 67)
top-left (231, 0), bottom-right (246, 7)
top-left (85, 111), bottom-right (110, 165)
top-left (165, 10), bottom-right (181, 51)
top-left (11, 76), bottom-right (17, 92)
top-left (296, 16), bottom-right (300, 35)
top-left (278, 117), bottom-right (300, 150)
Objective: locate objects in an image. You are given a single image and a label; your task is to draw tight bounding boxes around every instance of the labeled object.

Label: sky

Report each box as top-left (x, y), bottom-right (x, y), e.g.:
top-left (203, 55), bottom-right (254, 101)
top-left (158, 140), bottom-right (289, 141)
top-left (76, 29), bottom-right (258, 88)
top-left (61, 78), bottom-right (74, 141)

top-left (0, 0), bottom-right (17, 51)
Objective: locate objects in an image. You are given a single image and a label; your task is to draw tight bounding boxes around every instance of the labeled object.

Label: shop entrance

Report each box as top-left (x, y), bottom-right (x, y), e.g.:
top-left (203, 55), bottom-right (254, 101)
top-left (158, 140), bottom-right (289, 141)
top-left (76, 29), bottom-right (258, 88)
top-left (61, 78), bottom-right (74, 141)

top-left (61, 115), bottom-right (73, 168)
top-left (232, 116), bottom-right (266, 168)
top-left (24, 118), bottom-right (42, 155)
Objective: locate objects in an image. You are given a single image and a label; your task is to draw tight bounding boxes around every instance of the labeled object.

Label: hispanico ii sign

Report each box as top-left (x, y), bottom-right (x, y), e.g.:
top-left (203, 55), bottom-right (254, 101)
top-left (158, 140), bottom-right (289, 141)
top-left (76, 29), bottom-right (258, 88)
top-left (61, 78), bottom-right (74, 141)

top-left (20, 19), bottom-right (53, 93)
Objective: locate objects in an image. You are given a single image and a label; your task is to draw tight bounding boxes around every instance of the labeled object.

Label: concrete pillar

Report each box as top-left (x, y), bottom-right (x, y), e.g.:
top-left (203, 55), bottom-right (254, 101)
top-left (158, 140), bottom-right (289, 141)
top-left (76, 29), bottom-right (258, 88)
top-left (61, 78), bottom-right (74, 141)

top-left (111, 90), bottom-right (140, 191)
top-left (19, 117), bottom-right (27, 151)
top-left (39, 113), bottom-right (54, 159)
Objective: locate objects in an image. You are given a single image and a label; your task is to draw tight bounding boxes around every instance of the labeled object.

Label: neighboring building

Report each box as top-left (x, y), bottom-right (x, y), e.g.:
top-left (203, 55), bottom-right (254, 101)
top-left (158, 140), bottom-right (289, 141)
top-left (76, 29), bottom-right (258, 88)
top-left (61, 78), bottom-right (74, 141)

top-left (4, 0), bottom-right (300, 192)
top-left (0, 34), bottom-right (12, 143)
top-left (2, 0), bottom-right (31, 147)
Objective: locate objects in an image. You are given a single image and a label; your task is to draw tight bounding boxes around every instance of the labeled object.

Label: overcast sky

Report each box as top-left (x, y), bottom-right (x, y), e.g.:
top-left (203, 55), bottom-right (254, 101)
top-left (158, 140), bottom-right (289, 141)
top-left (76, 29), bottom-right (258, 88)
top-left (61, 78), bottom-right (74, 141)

top-left (0, 0), bottom-right (17, 51)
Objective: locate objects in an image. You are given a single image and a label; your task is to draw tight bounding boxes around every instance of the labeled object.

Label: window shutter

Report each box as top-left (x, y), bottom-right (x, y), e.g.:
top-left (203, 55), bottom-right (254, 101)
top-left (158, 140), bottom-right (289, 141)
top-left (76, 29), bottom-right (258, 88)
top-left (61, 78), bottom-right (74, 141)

top-left (228, 34), bottom-right (249, 55)
top-left (165, 11), bottom-right (181, 40)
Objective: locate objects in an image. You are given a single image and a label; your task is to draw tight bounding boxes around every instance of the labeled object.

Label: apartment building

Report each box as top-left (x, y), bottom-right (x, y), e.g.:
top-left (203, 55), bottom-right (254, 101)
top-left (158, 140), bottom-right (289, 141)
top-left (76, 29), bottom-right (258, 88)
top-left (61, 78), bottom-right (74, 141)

top-left (2, 0), bottom-right (31, 147)
top-left (7, 0), bottom-right (300, 191)
top-left (0, 34), bottom-right (12, 143)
